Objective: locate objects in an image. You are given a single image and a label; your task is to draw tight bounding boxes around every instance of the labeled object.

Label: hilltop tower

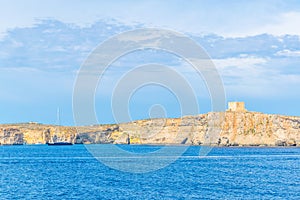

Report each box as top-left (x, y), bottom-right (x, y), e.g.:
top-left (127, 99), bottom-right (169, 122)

top-left (227, 102), bottom-right (247, 112)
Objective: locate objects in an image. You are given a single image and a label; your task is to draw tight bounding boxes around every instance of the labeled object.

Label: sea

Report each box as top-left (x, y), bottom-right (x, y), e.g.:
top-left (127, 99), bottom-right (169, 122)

top-left (0, 145), bottom-right (299, 199)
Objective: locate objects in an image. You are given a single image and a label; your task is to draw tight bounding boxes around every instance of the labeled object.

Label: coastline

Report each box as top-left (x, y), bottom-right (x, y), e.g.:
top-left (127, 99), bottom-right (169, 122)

top-left (1, 143), bottom-right (299, 148)
top-left (1, 104), bottom-right (299, 146)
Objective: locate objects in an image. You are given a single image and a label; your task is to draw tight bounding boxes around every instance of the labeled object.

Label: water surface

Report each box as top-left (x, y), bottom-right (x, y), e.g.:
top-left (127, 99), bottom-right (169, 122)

top-left (0, 145), bottom-right (299, 199)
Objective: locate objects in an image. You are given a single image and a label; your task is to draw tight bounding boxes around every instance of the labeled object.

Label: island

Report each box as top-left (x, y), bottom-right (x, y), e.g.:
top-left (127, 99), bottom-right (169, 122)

top-left (0, 102), bottom-right (299, 146)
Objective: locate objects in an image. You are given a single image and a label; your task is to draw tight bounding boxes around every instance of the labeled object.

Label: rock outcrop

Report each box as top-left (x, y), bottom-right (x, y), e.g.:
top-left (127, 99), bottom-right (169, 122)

top-left (1, 103), bottom-right (299, 146)
top-left (0, 123), bottom-right (77, 145)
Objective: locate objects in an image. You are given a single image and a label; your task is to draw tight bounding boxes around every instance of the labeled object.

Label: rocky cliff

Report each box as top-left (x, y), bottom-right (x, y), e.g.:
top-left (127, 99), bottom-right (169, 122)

top-left (1, 110), bottom-right (299, 146)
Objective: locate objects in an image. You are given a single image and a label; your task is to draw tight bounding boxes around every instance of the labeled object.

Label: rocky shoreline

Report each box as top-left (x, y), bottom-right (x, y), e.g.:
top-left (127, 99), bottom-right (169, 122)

top-left (1, 102), bottom-right (299, 146)
top-left (0, 113), bottom-right (299, 147)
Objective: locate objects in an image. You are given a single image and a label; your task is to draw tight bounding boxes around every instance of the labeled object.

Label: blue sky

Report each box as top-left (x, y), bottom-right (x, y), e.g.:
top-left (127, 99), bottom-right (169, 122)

top-left (0, 0), bottom-right (300, 125)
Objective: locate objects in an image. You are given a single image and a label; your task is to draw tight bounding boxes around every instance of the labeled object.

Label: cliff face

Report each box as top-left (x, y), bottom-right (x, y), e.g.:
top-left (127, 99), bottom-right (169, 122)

top-left (219, 112), bottom-right (299, 146)
top-left (115, 111), bottom-right (300, 146)
top-left (0, 123), bottom-right (77, 145)
top-left (0, 111), bottom-right (299, 146)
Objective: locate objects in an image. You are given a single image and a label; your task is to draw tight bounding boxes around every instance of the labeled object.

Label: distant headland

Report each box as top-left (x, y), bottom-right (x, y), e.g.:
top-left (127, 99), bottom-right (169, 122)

top-left (0, 102), bottom-right (299, 146)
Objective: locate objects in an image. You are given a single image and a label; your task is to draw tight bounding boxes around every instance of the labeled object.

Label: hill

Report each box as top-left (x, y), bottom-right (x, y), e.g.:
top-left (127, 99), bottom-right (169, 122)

top-left (1, 102), bottom-right (299, 146)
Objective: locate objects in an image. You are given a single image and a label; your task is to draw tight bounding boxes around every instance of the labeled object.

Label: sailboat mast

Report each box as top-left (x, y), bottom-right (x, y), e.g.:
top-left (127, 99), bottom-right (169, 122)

top-left (48, 107), bottom-right (73, 145)
top-left (57, 107), bottom-right (60, 126)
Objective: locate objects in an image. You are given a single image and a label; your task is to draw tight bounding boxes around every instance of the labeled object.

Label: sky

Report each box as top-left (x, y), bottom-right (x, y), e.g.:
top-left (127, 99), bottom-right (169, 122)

top-left (0, 0), bottom-right (300, 125)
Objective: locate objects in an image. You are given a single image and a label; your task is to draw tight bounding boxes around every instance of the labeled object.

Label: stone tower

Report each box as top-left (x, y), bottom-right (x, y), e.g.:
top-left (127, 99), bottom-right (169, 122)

top-left (227, 102), bottom-right (247, 112)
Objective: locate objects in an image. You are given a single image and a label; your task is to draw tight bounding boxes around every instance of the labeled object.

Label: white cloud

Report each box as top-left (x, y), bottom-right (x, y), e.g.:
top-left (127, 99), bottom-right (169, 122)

top-left (275, 49), bottom-right (300, 57)
top-left (257, 12), bottom-right (300, 36)
top-left (211, 56), bottom-right (283, 97)
top-left (213, 57), bottom-right (268, 71)
top-left (2, 1), bottom-right (300, 40)
top-left (214, 12), bottom-right (300, 37)
top-left (0, 66), bottom-right (41, 73)
top-left (211, 55), bottom-right (300, 98)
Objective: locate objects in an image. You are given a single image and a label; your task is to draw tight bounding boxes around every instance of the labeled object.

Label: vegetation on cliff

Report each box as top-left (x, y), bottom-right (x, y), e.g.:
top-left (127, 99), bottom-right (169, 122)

top-left (1, 107), bottom-right (299, 146)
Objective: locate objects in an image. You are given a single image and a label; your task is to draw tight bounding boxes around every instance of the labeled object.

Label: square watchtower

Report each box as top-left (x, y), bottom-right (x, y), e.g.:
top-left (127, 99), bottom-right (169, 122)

top-left (227, 102), bottom-right (247, 112)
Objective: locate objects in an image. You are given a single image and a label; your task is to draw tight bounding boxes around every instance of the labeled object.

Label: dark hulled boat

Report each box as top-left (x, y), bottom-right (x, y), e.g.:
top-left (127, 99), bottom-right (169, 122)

top-left (47, 108), bottom-right (73, 146)
top-left (47, 141), bottom-right (73, 146)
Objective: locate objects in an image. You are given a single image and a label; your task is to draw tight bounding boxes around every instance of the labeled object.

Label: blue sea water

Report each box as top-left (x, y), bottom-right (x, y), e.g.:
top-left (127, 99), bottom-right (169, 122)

top-left (0, 145), bottom-right (299, 199)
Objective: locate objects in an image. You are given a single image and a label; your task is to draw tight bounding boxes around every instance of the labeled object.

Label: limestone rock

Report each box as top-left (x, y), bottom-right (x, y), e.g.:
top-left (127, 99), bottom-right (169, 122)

top-left (0, 110), bottom-right (299, 146)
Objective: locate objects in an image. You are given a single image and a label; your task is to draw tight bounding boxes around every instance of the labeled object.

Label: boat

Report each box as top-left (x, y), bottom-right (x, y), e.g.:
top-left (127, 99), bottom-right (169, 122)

top-left (34, 142), bottom-right (44, 145)
top-left (47, 141), bottom-right (73, 146)
top-left (47, 108), bottom-right (73, 146)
